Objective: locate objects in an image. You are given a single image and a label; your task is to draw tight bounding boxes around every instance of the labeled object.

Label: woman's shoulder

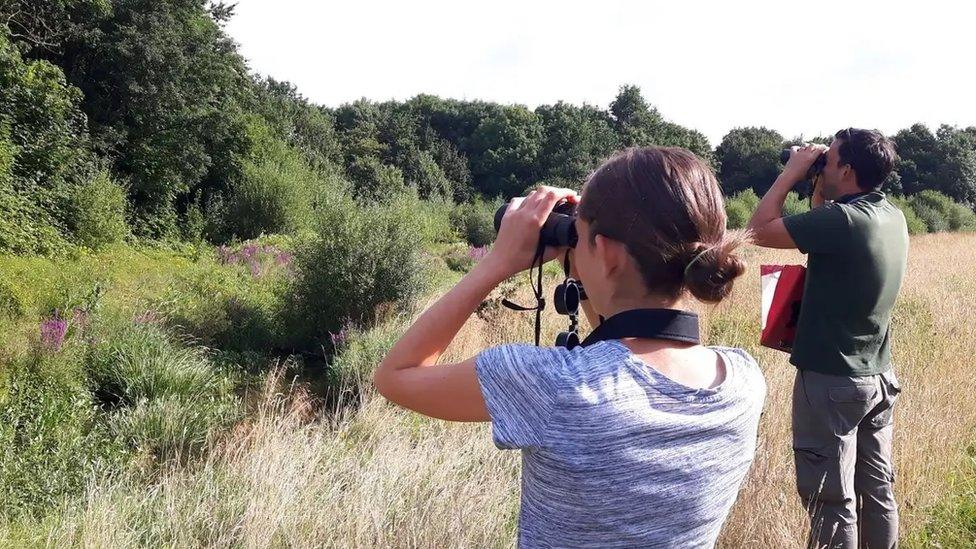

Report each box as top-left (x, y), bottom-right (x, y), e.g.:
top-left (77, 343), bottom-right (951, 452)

top-left (708, 346), bottom-right (767, 399)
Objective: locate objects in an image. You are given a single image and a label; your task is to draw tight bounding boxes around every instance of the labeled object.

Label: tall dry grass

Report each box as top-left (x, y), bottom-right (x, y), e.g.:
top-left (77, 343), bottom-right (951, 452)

top-left (19, 233), bottom-right (976, 548)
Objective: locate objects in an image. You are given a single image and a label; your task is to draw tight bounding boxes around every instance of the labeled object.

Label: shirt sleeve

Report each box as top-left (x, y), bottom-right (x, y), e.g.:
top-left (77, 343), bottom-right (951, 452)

top-left (782, 203), bottom-right (853, 254)
top-left (475, 344), bottom-right (569, 451)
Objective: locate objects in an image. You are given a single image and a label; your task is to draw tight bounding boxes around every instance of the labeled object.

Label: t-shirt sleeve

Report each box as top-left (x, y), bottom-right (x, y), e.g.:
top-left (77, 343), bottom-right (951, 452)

top-left (475, 344), bottom-right (568, 450)
top-left (782, 203), bottom-right (852, 254)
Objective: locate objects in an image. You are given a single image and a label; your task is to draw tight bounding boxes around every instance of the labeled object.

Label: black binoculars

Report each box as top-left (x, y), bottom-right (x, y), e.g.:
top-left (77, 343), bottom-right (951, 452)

top-left (780, 148), bottom-right (827, 180)
top-left (493, 200), bottom-right (579, 248)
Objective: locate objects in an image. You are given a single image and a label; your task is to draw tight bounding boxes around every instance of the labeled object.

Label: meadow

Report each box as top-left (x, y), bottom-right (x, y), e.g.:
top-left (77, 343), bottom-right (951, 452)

top-left (2, 233), bottom-right (975, 547)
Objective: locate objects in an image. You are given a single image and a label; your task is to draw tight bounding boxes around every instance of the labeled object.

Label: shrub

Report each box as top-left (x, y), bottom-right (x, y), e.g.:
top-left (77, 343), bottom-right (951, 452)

top-left (155, 243), bottom-right (292, 353)
top-left (287, 193), bottom-right (432, 350)
top-left (889, 196), bottom-right (929, 235)
top-left (452, 196), bottom-right (498, 247)
top-left (70, 171), bottom-right (130, 249)
top-left (725, 189), bottom-right (759, 229)
top-left (0, 352), bottom-right (119, 518)
top-left (223, 119), bottom-right (341, 240)
top-left (782, 192), bottom-right (810, 216)
top-left (414, 194), bottom-right (459, 245)
top-left (911, 190), bottom-right (955, 233)
top-left (948, 202), bottom-right (976, 232)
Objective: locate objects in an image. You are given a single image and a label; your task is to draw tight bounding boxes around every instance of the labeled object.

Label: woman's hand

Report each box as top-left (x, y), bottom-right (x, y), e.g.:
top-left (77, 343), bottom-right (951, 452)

top-left (482, 185), bottom-right (580, 280)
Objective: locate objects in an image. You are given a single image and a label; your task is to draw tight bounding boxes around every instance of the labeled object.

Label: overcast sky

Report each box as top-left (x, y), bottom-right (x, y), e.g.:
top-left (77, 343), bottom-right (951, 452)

top-left (224, 0), bottom-right (976, 146)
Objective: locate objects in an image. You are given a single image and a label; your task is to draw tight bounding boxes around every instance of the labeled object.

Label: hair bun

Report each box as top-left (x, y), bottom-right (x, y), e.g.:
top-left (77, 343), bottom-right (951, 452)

top-left (682, 232), bottom-right (748, 303)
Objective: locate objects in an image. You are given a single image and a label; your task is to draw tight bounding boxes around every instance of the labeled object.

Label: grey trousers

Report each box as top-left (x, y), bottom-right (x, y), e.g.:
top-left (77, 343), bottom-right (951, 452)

top-left (792, 368), bottom-right (902, 549)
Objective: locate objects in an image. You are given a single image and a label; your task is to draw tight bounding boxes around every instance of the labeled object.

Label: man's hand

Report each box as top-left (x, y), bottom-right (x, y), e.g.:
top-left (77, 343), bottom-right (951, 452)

top-left (783, 144), bottom-right (828, 183)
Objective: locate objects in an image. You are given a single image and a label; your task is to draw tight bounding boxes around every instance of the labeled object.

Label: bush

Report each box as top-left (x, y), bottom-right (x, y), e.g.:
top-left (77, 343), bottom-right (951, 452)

top-left (287, 193), bottom-right (432, 350)
top-left (414, 194), bottom-right (459, 245)
top-left (911, 190), bottom-right (955, 233)
top-left (0, 352), bottom-right (119, 518)
top-left (889, 196), bottom-right (929, 235)
top-left (725, 189), bottom-right (759, 229)
top-left (223, 119), bottom-right (341, 240)
top-left (0, 184), bottom-right (71, 256)
top-left (948, 202), bottom-right (976, 232)
top-left (782, 192), bottom-right (810, 216)
top-left (154, 241), bottom-right (293, 352)
top-left (452, 196), bottom-right (498, 247)
top-left (70, 171), bottom-right (130, 249)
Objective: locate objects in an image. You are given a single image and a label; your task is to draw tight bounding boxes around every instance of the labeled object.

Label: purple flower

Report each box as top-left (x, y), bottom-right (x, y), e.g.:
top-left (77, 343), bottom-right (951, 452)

top-left (248, 258), bottom-right (264, 278)
top-left (241, 244), bottom-right (259, 259)
top-left (468, 246), bottom-right (489, 262)
top-left (217, 245), bottom-right (234, 264)
top-left (274, 251), bottom-right (293, 267)
top-left (40, 313), bottom-right (68, 352)
top-left (329, 327), bottom-right (349, 349)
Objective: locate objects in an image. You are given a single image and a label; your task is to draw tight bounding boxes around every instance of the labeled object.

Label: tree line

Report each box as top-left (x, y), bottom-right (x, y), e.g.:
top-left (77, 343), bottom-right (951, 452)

top-left (2, 0), bottom-right (974, 255)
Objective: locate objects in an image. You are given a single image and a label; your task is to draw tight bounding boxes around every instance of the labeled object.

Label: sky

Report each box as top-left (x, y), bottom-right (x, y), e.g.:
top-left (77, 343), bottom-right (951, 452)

top-left (224, 0), bottom-right (976, 146)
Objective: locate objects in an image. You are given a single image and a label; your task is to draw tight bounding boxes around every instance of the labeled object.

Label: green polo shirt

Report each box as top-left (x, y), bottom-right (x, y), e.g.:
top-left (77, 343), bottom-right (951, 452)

top-left (781, 191), bottom-right (908, 377)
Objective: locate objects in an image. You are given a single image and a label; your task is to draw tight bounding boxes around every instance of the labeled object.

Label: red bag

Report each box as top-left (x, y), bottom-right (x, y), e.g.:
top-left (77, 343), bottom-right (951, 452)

top-left (760, 265), bottom-right (806, 352)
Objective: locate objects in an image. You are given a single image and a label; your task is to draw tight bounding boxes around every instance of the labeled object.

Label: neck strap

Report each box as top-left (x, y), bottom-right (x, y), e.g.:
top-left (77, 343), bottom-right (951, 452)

top-left (580, 309), bottom-right (700, 347)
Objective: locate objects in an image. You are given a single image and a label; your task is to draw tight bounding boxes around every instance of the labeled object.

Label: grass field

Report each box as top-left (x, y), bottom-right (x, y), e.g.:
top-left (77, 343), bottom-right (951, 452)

top-left (2, 233), bottom-right (976, 547)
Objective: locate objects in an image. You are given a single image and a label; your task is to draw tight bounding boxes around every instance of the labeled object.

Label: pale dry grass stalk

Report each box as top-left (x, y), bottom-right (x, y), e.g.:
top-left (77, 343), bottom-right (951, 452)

top-left (36, 234), bottom-right (976, 548)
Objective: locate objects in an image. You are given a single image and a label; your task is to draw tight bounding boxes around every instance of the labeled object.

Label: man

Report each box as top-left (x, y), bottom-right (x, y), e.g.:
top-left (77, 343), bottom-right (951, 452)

top-left (747, 128), bottom-right (908, 548)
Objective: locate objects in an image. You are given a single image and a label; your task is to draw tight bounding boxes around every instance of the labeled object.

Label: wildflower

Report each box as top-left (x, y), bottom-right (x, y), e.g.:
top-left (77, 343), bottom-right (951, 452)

top-left (468, 246), bottom-right (489, 262)
top-left (274, 251), bottom-right (294, 267)
top-left (329, 327), bottom-right (349, 349)
top-left (40, 313), bottom-right (68, 352)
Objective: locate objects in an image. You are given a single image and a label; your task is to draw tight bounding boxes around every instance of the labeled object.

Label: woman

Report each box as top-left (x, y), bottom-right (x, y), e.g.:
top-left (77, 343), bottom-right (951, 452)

top-left (374, 146), bottom-right (766, 547)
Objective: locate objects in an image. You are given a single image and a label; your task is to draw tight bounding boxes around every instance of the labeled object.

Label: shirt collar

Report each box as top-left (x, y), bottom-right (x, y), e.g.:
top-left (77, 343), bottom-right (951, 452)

top-left (835, 190), bottom-right (882, 204)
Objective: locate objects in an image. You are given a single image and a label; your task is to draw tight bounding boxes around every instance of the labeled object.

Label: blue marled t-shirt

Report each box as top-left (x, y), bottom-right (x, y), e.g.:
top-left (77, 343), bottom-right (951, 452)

top-left (475, 339), bottom-right (766, 548)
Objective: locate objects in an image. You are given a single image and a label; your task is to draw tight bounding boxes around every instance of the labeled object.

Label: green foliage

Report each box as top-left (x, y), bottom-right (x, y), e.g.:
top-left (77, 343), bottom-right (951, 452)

top-left (724, 189), bottom-right (760, 229)
top-left (896, 124), bottom-right (976, 207)
top-left (154, 240), bottom-right (294, 352)
top-left (86, 322), bottom-right (240, 462)
top-left (0, 352), bottom-right (119, 519)
top-left (949, 202), bottom-right (976, 232)
top-left (467, 105), bottom-right (543, 198)
top-left (888, 196), bottom-right (929, 235)
top-left (329, 319), bottom-right (408, 388)
top-left (0, 27), bottom-right (90, 254)
top-left (716, 127), bottom-right (785, 196)
top-left (223, 119), bottom-right (337, 239)
top-left (782, 192), bottom-right (810, 217)
top-left (535, 102), bottom-right (618, 184)
top-left (911, 190), bottom-right (956, 233)
top-left (451, 196), bottom-right (498, 247)
top-left (286, 193), bottom-right (433, 350)
top-left (70, 171), bottom-right (130, 249)
top-left (252, 77), bottom-right (342, 171)
top-left (52, 0), bottom-right (252, 238)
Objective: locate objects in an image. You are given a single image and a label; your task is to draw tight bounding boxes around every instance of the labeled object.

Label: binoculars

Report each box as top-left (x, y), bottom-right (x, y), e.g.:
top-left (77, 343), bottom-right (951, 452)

top-left (780, 148), bottom-right (827, 180)
top-left (493, 200), bottom-right (579, 248)
top-left (494, 198), bottom-right (586, 349)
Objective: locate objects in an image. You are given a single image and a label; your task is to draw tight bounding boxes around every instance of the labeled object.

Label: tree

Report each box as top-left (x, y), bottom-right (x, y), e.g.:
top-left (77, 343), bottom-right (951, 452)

top-left (46, 0), bottom-right (253, 237)
top-left (715, 127), bottom-right (785, 196)
top-left (535, 102), bottom-right (618, 185)
top-left (466, 105), bottom-right (543, 197)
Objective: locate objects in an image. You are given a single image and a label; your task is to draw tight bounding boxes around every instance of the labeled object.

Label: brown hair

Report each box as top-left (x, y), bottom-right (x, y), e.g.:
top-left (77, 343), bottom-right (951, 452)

top-left (577, 147), bottom-right (747, 303)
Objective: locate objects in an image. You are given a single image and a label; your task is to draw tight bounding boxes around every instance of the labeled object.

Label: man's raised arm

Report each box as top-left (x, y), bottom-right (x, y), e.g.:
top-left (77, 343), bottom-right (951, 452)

top-left (747, 144), bottom-right (827, 249)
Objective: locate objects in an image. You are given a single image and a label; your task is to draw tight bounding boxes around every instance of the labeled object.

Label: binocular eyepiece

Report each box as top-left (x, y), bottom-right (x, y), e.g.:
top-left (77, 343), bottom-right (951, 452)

top-left (780, 148), bottom-right (827, 181)
top-left (493, 200), bottom-right (579, 248)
